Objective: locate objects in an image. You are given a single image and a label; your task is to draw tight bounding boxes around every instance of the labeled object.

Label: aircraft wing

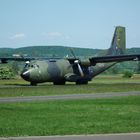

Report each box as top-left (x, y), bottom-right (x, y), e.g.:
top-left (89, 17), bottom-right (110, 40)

top-left (1, 54), bottom-right (140, 65)
top-left (0, 57), bottom-right (62, 63)
top-left (0, 57), bottom-right (35, 63)
top-left (89, 54), bottom-right (140, 65)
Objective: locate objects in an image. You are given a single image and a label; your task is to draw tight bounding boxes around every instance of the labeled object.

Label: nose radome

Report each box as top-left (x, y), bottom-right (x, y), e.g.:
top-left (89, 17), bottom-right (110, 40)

top-left (21, 70), bottom-right (30, 81)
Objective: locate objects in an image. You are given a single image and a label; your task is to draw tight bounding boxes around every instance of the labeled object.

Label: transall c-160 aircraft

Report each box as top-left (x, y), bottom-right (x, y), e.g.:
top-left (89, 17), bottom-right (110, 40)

top-left (0, 26), bottom-right (140, 85)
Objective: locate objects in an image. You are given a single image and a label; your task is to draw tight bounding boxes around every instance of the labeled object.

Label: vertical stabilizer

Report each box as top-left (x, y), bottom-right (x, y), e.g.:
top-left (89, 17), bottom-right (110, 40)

top-left (107, 26), bottom-right (126, 55)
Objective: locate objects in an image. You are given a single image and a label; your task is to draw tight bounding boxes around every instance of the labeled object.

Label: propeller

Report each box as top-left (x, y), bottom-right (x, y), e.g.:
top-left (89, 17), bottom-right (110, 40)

top-left (74, 60), bottom-right (84, 77)
top-left (69, 48), bottom-right (84, 77)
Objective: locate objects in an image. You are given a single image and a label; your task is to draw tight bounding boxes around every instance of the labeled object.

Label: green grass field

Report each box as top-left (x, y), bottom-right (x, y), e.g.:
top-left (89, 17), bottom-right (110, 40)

top-left (0, 96), bottom-right (140, 137)
top-left (0, 75), bottom-right (140, 97)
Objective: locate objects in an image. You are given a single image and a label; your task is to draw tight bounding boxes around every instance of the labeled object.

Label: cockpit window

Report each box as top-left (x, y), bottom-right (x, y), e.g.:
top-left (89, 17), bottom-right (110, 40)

top-left (31, 64), bottom-right (39, 68)
top-left (24, 63), bottom-right (39, 69)
top-left (24, 63), bottom-right (30, 68)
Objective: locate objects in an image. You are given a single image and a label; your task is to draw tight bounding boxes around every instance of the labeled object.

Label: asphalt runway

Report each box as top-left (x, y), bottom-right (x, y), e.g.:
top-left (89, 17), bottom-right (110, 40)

top-left (0, 91), bottom-right (139, 103)
top-left (0, 133), bottom-right (140, 140)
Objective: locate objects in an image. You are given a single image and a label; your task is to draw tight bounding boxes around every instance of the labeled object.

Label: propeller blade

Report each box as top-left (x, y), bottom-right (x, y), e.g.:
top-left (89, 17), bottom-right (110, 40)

top-left (70, 48), bottom-right (76, 59)
top-left (77, 63), bottom-right (84, 77)
top-left (74, 60), bottom-right (84, 77)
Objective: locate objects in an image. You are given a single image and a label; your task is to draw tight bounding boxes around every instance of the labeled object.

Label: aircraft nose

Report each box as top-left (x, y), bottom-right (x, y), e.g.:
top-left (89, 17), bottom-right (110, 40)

top-left (21, 70), bottom-right (30, 81)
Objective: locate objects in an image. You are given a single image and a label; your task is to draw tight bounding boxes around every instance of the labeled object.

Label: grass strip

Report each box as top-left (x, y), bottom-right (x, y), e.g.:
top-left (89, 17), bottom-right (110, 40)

top-left (0, 96), bottom-right (140, 136)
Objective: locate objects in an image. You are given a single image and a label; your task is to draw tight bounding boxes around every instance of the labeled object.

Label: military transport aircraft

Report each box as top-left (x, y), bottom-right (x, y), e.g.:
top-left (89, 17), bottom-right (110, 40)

top-left (0, 26), bottom-right (140, 85)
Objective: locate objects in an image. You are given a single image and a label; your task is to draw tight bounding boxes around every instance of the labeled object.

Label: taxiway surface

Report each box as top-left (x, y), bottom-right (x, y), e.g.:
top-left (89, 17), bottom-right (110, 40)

top-left (0, 91), bottom-right (139, 103)
top-left (0, 133), bottom-right (140, 140)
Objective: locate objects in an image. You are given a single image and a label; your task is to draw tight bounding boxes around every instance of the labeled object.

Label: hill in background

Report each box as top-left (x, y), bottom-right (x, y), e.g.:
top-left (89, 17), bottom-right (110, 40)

top-left (0, 46), bottom-right (101, 58)
top-left (0, 45), bottom-right (140, 57)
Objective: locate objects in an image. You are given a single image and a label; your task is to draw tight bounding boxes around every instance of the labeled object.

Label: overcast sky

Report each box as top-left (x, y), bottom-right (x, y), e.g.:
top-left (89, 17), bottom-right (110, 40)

top-left (0, 0), bottom-right (140, 49)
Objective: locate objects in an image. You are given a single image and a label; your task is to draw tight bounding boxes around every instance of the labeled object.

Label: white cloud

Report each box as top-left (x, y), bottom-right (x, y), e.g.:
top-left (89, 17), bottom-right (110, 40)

top-left (10, 33), bottom-right (25, 39)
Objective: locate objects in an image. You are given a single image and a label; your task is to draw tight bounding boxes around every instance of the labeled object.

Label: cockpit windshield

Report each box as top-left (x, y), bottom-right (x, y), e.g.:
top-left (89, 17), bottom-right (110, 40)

top-left (31, 64), bottom-right (39, 69)
top-left (24, 62), bottom-right (39, 69)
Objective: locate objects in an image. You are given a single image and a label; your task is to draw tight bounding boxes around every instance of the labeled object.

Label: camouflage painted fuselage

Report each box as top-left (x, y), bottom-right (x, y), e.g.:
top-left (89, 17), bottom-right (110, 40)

top-left (21, 58), bottom-right (116, 85)
top-left (21, 59), bottom-right (72, 84)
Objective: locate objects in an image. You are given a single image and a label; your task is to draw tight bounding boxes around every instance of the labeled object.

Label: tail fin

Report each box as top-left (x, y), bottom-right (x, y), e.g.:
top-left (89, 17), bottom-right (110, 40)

top-left (107, 26), bottom-right (126, 55)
